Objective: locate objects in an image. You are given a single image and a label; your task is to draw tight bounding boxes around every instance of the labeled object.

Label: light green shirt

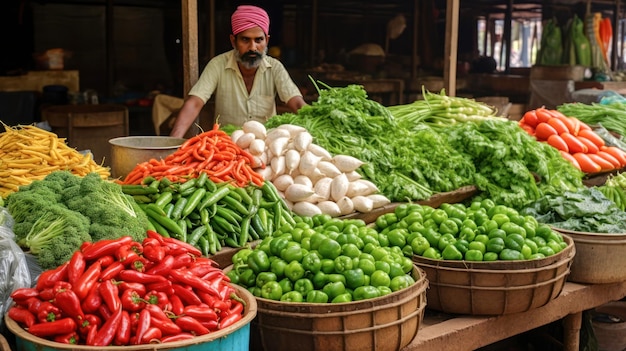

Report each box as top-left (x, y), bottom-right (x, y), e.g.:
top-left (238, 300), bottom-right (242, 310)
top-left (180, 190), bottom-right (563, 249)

top-left (188, 49), bottom-right (302, 126)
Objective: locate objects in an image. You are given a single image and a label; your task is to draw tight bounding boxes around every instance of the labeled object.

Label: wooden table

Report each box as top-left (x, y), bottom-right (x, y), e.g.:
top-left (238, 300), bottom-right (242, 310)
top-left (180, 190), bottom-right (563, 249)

top-left (402, 280), bottom-right (626, 351)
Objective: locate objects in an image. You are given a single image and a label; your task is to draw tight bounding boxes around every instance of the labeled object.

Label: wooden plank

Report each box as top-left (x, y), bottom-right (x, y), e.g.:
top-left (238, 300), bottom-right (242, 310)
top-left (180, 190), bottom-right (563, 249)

top-left (401, 280), bottom-right (626, 351)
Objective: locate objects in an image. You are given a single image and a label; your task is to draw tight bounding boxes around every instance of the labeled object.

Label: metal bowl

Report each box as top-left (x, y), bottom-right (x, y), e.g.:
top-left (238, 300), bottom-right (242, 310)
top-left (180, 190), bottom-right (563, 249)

top-left (109, 136), bottom-right (186, 179)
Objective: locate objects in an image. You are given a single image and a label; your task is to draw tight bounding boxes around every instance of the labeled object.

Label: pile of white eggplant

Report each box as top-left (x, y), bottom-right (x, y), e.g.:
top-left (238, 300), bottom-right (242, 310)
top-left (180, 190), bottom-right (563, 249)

top-left (231, 121), bottom-right (391, 217)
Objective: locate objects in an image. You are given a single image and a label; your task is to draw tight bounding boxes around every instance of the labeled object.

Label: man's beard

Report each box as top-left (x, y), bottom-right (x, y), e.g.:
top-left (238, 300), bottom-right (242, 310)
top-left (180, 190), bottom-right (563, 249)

top-left (235, 47), bottom-right (267, 69)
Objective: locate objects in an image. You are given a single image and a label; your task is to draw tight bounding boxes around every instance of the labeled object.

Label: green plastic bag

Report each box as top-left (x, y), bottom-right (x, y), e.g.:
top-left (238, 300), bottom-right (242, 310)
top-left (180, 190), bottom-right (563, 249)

top-left (538, 18), bottom-right (563, 65)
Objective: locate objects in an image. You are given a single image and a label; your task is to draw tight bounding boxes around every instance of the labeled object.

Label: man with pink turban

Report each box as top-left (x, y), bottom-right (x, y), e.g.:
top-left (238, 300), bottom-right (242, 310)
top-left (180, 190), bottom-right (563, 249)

top-left (170, 5), bottom-right (306, 138)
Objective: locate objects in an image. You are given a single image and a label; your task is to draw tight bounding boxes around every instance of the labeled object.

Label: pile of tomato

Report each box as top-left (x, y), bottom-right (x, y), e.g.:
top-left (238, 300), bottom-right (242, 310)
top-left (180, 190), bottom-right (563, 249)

top-left (518, 107), bottom-right (626, 173)
top-left (8, 231), bottom-right (246, 346)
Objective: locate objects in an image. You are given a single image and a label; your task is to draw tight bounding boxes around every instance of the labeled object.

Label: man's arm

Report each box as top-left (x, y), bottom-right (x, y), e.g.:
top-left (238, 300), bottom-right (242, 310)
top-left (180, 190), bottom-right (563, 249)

top-left (169, 95), bottom-right (205, 138)
top-left (285, 95), bottom-right (307, 114)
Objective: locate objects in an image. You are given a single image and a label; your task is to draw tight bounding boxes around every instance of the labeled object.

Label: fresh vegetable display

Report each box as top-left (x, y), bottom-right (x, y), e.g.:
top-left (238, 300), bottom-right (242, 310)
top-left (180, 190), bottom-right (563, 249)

top-left (521, 187), bottom-right (626, 233)
top-left (232, 121), bottom-right (391, 217)
top-left (380, 201), bottom-right (567, 261)
top-left (0, 124), bottom-right (110, 198)
top-left (5, 171), bottom-right (150, 269)
top-left (227, 214), bottom-right (417, 303)
top-left (121, 175), bottom-right (295, 255)
top-left (118, 123), bottom-right (263, 187)
top-left (518, 107), bottom-right (626, 173)
top-left (7, 232), bottom-right (247, 345)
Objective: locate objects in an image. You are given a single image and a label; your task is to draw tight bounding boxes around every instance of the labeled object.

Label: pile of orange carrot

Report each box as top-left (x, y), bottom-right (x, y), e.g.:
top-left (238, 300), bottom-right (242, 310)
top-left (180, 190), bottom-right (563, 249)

top-left (519, 107), bottom-right (626, 173)
top-left (118, 124), bottom-right (264, 187)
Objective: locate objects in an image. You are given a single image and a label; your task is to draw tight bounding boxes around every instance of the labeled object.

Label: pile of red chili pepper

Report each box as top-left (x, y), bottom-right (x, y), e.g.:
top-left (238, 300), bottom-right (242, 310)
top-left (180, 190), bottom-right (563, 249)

top-left (119, 123), bottom-right (264, 187)
top-left (7, 231), bottom-right (246, 346)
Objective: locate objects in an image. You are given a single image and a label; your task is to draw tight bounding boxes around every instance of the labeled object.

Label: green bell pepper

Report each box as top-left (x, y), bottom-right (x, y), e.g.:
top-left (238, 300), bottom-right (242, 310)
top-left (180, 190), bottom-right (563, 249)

top-left (270, 257), bottom-right (288, 277)
top-left (322, 281), bottom-right (346, 301)
top-left (410, 235), bottom-right (430, 255)
top-left (280, 243), bottom-right (304, 263)
top-left (499, 248), bottom-right (523, 261)
top-left (247, 250), bottom-right (270, 274)
top-left (438, 233), bottom-right (457, 252)
top-left (486, 237), bottom-right (505, 254)
top-left (334, 255), bottom-right (353, 273)
top-left (312, 271), bottom-right (326, 289)
top-left (319, 238), bottom-right (342, 260)
top-left (280, 291), bottom-right (304, 302)
top-left (370, 270), bottom-right (391, 287)
top-left (442, 244), bottom-right (463, 260)
top-left (353, 285), bottom-right (380, 300)
top-left (306, 290), bottom-right (329, 303)
top-left (331, 293), bottom-right (353, 303)
top-left (387, 228), bottom-right (408, 247)
top-left (256, 271), bottom-right (278, 288)
top-left (270, 236), bottom-right (290, 257)
top-left (341, 243), bottom-right (361, 258)
top-left (278, 277), bottom-right (293, 293)
top-left (260, 281), bottom-right (283, 300)
top-left (237, 268), bottom-right (257, 287)
top-left (284, 261), bottom-right (305, 282)
top-left (464, 249), bottom-right (484, 261)
top-left (344, 268), bottom-right (365, 289)
top-left (358, 258), bottom-right (376, 276)
top-left (302, 252), bottom-right (322, 273)
top-left (422, 247), bottom-right (441, 259)
top-left (390, 275), bottom-right (414, 292)
top-left (293, 278), bottom-right (314, 297)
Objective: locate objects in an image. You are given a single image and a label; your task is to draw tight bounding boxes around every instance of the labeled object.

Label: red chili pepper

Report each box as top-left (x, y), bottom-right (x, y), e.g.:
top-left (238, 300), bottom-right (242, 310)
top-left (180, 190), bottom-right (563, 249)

top-left (10, 288), bottom-right (40, 304)
top-left (81, 283), bottom-right (102, 314)
top-left (133, 309), bottom-right (151, 345)
top-left (130, 256), bottom-right (152, 272)
top-left (54, 289), bottom-right (85, 321)
top-left (78, 314), bottom-right (101, 337)
top-left (99, 279), bottom-right (120, 312)
top-left (171, 253), bottom-right (194, 269)
top-left (162, 237), bottom-right (202, 257)
top-left (8, 306), bottom-right (36, 328)
top-left (99, 261), bottom-right (124, 281)
top-left (36, 262), bottom-right (69, 290)
top-left (169, 269), bottom-right (220, 297)
top-left (116, 243), bottom-right (142, 267)
top-left (117, 281), bottom-right (147, 297)
top-left (95, 255), bottom-right (115, 268)
top-left (37, 301), bottom-right (61, 323)
top-left (187, 262), bottom-right (220, 277)
top-left (120, 289), bottom-right (146, 312)
top-left (28, 317), bottom-right (77, 337)
top-left (175, 316), bottom-right (209, 336)
top-left (171, 284), bottom-right (202, 305)
top-left (52, 281), bottom-right (73, 295)
top-left (81, 236), bottom-right (133, 261)
top-left (73, 261), bottom-right (102, 300)
top-left (146, 255), bottom-right (175, 276)
top-left (169, 295), bottom-right (184, 316)
top-left (160, 332), bottom-right (195, 343)
top-left (38, 288), bottom-right (55, 302)
top-left (182, 305), bottom-right (218, 321)
top-left (98, 304), bottom-right (112, 320)
top-left (144, 290), bottom-right (170, 310)
top-left (218, 311), bottom-right (242, 329)
top-left (148, 315), bottom-right (181, 336)
top-left (230, 300), bottom-right (244, 316)
top-left (91, 306), bottom-right (122, 346)
top-left (113, 310), bottom-right (131, 346)
top-left (146, 230), bottom-right (165, 244)
top-left (200, 319), bottom-right (218, 331)
top-left (54, 331), bottom-right (79, 344)
top-left (118, 270), bottom-right (167, 284)
top-left (145, 280), bottom-right (174, 296)
top-left (196, 291), bottom-right (217, 308)
top-left (143, 303), bottom-right (170, 322)
top-left (67, 250), bottom-right (86, 286)
top-left (25, 297), bottom-right (42, 316)
top-left (139, 327), bottom-right (162, 344)
top-left (85, 324), bottom-right (98, 345)
top-left (142, 244), bottom-right (166, 263)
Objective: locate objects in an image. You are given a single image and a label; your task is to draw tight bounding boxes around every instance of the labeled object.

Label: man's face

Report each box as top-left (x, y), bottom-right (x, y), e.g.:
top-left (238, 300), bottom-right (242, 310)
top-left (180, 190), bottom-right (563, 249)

top-left (231, 27), bottom-right (269, 69)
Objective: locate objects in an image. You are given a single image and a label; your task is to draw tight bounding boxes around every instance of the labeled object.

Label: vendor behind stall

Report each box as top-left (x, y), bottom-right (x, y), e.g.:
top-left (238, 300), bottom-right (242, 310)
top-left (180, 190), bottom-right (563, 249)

top-left (169, 5), bottom-right (306, 138)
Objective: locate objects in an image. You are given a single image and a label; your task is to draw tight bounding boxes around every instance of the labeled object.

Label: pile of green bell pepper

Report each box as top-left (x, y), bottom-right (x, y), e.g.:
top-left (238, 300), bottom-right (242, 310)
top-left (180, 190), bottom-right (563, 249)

top-left (227, 214), bottom-right (417, 303)
top-left (375, 201), bottom-right (567, 262)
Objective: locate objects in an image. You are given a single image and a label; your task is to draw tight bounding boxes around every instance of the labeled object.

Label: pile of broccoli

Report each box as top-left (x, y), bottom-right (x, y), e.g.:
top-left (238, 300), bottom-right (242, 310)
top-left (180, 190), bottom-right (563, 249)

top-left (5, 171), bottom-right (150, 270)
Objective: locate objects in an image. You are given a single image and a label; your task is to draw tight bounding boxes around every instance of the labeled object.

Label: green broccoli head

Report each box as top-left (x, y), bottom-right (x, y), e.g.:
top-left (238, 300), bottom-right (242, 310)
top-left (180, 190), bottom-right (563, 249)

top-left (21, 205), bottom-right (91, 270)
top-left (6, 191), bottom-right (56, 223)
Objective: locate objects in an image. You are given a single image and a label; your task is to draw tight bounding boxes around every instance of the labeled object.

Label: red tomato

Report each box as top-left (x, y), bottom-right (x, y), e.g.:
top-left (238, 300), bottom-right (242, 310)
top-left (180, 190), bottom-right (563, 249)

top-left (578, 129), bottom-right (605, 148)
top-left (559, 150), bottom-right (581, 170)
top-left (587, 153), bottom-right (615, 171)
top-left (573, 153), bottom-right (601, 173)
top-left (576, 136), bottom-right (600, 154)
top-left (521, 110), bottom-right (539, 128)
top-left (546, 134), bottom-right (569, 152)
top-left (561, 133), bottom-right (588, 154)
top-left (534, 122), bottom-right (558, 141)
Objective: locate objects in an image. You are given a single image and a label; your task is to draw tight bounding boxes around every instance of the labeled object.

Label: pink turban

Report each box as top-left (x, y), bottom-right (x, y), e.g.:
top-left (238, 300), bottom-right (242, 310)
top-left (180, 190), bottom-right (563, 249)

top-left (231, 5), bottom-right (270, 35)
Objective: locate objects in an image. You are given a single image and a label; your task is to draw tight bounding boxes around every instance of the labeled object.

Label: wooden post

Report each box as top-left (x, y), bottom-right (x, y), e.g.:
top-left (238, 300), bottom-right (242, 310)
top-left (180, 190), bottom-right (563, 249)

top-left (411, 0), bottom-right (419, 81)
top-left (182, 0), bottom-right (199, 95)
top-left (443, 0), bottom-right (459, 96)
